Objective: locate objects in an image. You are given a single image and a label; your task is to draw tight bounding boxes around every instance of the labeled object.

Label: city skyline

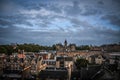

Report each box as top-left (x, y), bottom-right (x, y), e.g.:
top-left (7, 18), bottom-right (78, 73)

top-left (0, 0), bottom-right (120, 46)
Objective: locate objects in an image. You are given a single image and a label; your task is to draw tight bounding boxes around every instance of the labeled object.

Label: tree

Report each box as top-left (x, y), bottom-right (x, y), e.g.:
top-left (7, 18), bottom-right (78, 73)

top-left (52, 44), bottom-right (56, 50)
top-left (76, 45), bottom-right (90, 50)
top-left (75, 58), bottom-right (89, 70)
top-left (0, 46), bottom-right (7, 54)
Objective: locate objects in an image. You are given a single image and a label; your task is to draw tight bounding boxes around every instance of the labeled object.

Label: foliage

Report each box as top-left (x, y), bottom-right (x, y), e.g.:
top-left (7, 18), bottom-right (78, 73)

top-left (0, 43), bottom-right (57, 55)
top-left (75, 58), bottom-right (89, 70)
top-left (76, 45), bottom-right (90, 50)
top-left (0, 46), bottom-right (7, 53)
top-left (0, 45), bottom-right (13, 55)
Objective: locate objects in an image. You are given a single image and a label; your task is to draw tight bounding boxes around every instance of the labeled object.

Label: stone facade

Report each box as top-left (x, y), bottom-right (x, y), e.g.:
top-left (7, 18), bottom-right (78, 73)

top-left (56, 40), bottom-right (76, 51)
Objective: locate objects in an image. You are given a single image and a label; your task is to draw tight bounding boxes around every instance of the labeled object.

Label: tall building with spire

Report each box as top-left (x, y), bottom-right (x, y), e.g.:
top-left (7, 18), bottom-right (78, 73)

top-left (64, 40), bottom-right (67, 46)
top-left (56, 40), bottom-right (76, 52)
top-left (64, 40), bottom-right (67, 51)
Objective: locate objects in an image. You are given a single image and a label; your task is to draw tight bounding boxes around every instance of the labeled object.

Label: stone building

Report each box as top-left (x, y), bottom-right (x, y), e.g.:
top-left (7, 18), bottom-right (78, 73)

top-left (56, 56), bottom-right (73, 69)
top-left (95, 55), bottom-right (104, 64)
top-left (56, 40), bottom-right (76, 51)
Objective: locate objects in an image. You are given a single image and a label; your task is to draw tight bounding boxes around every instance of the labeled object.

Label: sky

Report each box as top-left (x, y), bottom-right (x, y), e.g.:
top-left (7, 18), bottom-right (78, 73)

top-left (0, 0), bottom-right (120, 46)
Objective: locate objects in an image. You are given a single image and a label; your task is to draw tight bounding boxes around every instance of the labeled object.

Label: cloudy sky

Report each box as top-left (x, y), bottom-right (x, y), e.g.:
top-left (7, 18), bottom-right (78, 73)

top-left (0, 0), bottom-right (120, 46)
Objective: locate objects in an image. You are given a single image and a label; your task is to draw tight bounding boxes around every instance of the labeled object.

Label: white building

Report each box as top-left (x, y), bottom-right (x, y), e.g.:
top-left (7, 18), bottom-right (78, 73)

top-left (95, 55), bottom-right (104, 64)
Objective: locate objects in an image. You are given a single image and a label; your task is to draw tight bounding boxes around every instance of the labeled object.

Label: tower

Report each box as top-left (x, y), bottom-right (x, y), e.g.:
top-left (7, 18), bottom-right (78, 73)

top-left (64, 40), bottom-right (67, 47)
top-left (64, 40), bottom-right (67, 51)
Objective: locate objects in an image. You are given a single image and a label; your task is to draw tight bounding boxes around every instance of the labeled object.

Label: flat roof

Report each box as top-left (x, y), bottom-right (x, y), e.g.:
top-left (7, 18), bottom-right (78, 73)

top-left (2, 74), bottom-right (21, 78)
top-left (109, 53), bottom-right (120, 56)
top-left (56, 56), bottom-right (73, 61)
top-left (43, 60), bottom-right (56, 62)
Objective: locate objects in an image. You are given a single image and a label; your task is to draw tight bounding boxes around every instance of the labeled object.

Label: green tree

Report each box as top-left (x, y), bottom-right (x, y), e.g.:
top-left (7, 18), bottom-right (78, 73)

top-left (0, 46), bottom-right (7, 54)
top-left (75, 58), bottom-right (89, 70)
top-left (52, 44), bottom-right (56, 50)
top-left (76, 45), bottom-right (90, 50)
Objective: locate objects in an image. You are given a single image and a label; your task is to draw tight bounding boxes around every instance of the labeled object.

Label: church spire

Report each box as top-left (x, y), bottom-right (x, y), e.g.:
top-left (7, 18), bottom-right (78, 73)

top-left (64, 39), bottom-right (67, 48)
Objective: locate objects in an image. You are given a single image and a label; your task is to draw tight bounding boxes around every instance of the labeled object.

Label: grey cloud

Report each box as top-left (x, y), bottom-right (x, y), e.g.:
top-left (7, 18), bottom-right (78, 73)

top-left (63, 0), bottom-right (102, 16)
top-left (0, 19), bottom-right (13, 26)
top-left (81, 6), bottom-right (100, 16)
top-left (0, 27), bottom-right (70, 45)
top-left (18, 1), bottom-right (42, 10)
top-left (0, 26), bottom-right (19, 40)
top-left (33, 17), bottom-right (51, 28)
top-left (35, 23), bottom-right (48, 28)
top-left (0, 14), bottom-right (34, 27)
top-left (0, 0), bottom-right (21, 15)
top-left (14, 0), bottom-right (61, 13)
top-left (45, 4), bottom-right (62, 13)
top-left (98, 1), bottom-right (104, 5)
top-left (101, 15), bottom-right (120, 27)
top-left (0, 26), bottom-right (35, 44)
top-left (58, 27), bottom-right (65, 32)
top-left (0, 24), bottom-right (120, 45)
top-left (93, 27), bottom-right (120, 38)
top-left (70, 18), bottom-right (80, 26)
top-left (0, 0), bottom-right (120, 45)
top-left (0, 0), bottom-right (10, 11)
top-left (113, 0), bottom-right (120, 3)
top-left (73, 26), bottom-right (120, 45)
top-left (64, 1), bottom-right (81, 16)
top-left (70, 18), bottom-right (92, 29)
